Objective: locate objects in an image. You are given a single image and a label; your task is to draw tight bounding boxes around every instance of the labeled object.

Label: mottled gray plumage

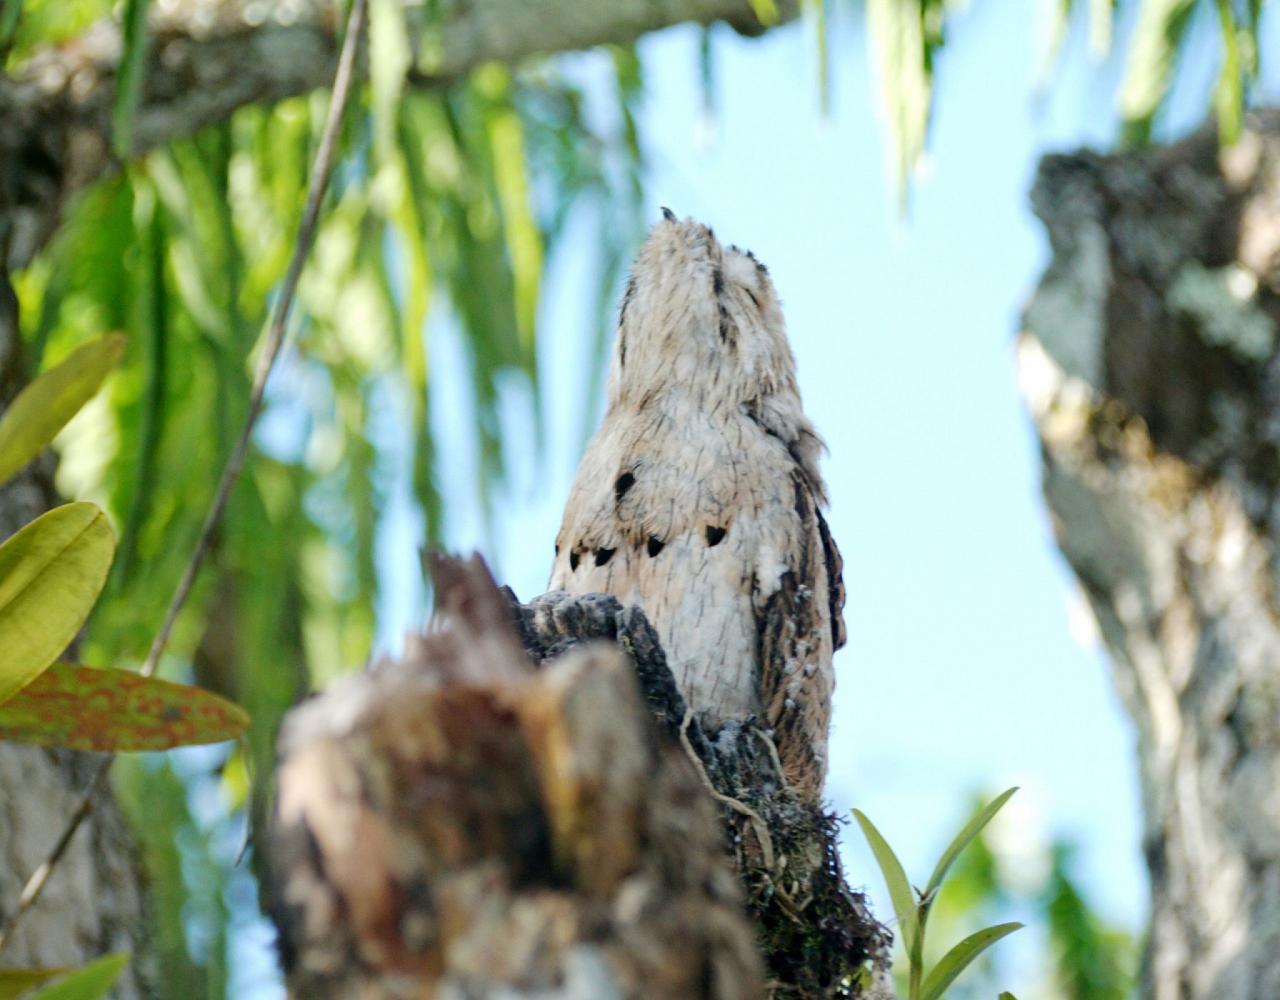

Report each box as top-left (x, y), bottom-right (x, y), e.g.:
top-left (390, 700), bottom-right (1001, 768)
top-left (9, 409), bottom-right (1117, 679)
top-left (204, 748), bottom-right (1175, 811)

top-left (549, 213), bottom-right (845, 801)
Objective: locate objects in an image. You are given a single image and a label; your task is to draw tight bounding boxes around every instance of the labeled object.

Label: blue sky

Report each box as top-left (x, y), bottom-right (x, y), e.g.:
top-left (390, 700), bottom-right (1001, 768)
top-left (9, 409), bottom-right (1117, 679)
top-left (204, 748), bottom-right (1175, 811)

top-left (361, 1), bottom-right (1280, 993)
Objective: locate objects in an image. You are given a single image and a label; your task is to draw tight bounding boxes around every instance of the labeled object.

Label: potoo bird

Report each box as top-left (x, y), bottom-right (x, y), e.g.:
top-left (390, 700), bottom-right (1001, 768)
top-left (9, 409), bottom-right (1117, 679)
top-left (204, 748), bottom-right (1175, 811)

top-left (549, 211), bottom-right (846, 802)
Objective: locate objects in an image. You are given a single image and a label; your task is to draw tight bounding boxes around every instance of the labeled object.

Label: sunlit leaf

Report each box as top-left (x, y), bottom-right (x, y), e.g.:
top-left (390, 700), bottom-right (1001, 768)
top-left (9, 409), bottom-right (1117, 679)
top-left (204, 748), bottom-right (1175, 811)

top-left (1214, 0), bottom-right (1244, 146)
top-left (0, 661), bottom-right (248, 750)
top-left (0, 334), bottom-right (126, 487)
top-left (748, 0), bottom-right (779, 26)
top-left (1088, 0), bottom-right (1114, 56)
top-left (919, 922), bottom-right (1023, 1000)
top-left (370, 0), bottom-right (411, 159)
top-left (113, 0), bottom-right (150, 156)
top-left (25, 954), bottom-right (128, 1000)
top-left (0, 502), bottom-right (114, 706)
top-left (853, 807), bottom-right (920, 961)
top-left (804, 0), bottom-right (830, 114)
top-left (924, 786), bottom-right (1018, 897)
top-left (867, 0), bottom-right (932, 201)
top-left (1118, 0), bottom-right (1197, 145)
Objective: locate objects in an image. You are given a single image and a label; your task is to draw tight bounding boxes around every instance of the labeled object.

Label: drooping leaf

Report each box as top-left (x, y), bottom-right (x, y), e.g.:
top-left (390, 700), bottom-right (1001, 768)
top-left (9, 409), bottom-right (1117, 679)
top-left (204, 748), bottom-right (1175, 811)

top-left (0, 661), bottom-right (248, 750)
top-left (867, 0), bottom-right (933, 201)
top-left (1118, 0), bottom-right (1197, 145)
top-left (853, 807), bottom-right (920, 960)
top-left (370, 0), bottom-right (411, 159)
top-left (113, 0), bottom-right (150, 156)
top-left (1214, 0), bottom-right (1244, 146)
top-left (919, 922), bottom-right (1023, 1000)
top-left (1088, 0), bottom-right (1114, 56)
top-left (748, 0), bottom-right (779, 26)
top-left (0, 502), bottom-right (114, 705)
top-left (0, 334), bottom-right (126, 487)
top-left (924, 786), bottom-right (1018, 897)
top-left (0, 0), bottom-right (21, 53)
top-left (25, 954), bottom-right (129, 1000)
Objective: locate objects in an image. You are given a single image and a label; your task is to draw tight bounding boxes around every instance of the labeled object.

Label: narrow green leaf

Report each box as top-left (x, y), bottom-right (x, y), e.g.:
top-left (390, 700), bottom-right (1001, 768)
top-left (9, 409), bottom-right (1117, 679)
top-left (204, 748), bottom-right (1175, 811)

top-left (749, 0), bottom-right (779, 26)
top-left (0, 0), bottom-right (22, 51)
top-left (1214, 0), bottom-right (1243, 146)
top-left (867, 0), bottom-right (932, 202)
top-left (853, 808), bottom-right (920, 959)
top-left (0, 335), bottom-right (127, 487)
top-left (0, 503), bottom-right (114, 706)
top-left (924, 786), bottom-right (1018, 897)
top-left (1088, 0), bottom-right (1114, 57)
top-left (113, 0), bottom-right (151, 157)
top-left (0, 661), bottom-right (249, 751)
top-left (27, 954), bottom-right (129, 1000)
top-left (370, 0), bottom-right (411, 160)
top-left (805, 0), bottom-right (830, 115)
top-left (920, 922), bottom-right (1023, 1000)
top-left (1117, 0), bottom-right (1197, 146)
top-left (0, 967), bottom-right (65, 1000)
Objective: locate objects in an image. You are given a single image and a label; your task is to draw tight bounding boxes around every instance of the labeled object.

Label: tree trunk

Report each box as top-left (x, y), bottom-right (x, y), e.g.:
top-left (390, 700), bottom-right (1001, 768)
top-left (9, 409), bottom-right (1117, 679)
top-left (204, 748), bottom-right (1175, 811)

top-left (1019, 110), bottom-right (1280, 999)
top-left (268, 556), bottom-right (891, 999)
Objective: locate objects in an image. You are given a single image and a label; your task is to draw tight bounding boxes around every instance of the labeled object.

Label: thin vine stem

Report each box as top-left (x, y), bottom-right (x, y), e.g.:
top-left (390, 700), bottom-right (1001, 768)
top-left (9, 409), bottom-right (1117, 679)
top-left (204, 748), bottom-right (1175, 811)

top-left (0, 0), bottom-right (369, 954)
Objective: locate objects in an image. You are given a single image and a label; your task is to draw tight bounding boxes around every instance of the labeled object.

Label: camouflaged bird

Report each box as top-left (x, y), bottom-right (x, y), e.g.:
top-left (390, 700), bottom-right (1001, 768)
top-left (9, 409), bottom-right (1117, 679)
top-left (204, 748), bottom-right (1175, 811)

top-left (549, 211), bottom-right (845, 802)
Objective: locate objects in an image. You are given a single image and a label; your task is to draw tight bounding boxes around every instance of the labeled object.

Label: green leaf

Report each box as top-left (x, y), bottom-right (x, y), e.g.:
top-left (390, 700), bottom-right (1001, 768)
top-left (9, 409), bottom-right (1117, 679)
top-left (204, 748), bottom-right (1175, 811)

top-left (0, 661), bottom-right (249, 751)
top-left (1118, 0), bottom-right (1197, 146)
top-left (1088, 0), bottom-right (1114, 57)
top-left (0, 0), bottom-right (21, 52)
top-left (0, 967), bottom-right (64, 1000)
top-left (0, 503), bottom-right (115, 706)
top-left (853, 807), bottom-right (920, 961)
top-left (370, 0), bottom-right (411, 160)
top-left (867, 0), bottom-right (933, 202)
top-left (924, 786), bottom-right (1018, 897)
top-left (920, 922), bottom-right (1023, 1000)
top-left (113, 0), bottom-right (151, 156)
top-left (0, 334), bottom-right (127, 488)
top-left (748, 0), bottom-right (779, 26)
top-left (26, 954), bottom-right (129, 1000)
top-left (1214, 0), bottom-right (1244, 146)
top-left (998, 993), bottom-right (1019, 999)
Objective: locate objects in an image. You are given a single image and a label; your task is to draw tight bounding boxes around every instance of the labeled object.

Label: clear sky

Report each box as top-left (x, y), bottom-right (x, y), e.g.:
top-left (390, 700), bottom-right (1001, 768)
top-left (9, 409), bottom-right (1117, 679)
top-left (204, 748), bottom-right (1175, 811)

top-left (358, 1), bottom-right (1280, 995)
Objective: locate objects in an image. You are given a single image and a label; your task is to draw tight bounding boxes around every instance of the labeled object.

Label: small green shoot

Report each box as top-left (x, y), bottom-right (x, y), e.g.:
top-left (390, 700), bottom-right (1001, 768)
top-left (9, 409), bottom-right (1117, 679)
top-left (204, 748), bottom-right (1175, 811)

top-left (853, 788), bottom-right (1023, 1000)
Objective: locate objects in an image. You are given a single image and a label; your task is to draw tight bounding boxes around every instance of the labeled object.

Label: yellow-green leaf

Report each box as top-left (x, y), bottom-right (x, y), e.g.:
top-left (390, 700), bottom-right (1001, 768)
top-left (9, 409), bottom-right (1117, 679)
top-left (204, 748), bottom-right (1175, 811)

top-left (868, 0), bottom-right (932, 202)
top-left (0, 662), bottom-right (249, 751)
top-left (0, 334), bottom-right (126, 488)
top-left (26, 954), bottom-right (128, 1000)
top-left (0, 503), bottom-right (115, 705)
top-left (1118, 0), bottom-right (1197, 145)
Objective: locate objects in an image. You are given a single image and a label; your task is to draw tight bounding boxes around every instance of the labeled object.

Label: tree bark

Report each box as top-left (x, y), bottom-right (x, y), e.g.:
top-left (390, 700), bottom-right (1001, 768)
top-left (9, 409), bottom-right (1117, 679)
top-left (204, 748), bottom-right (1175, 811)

top-left (268, 556), bottom-right (891, 999)
top-left (1019, 110), bottom-right (1280, 999)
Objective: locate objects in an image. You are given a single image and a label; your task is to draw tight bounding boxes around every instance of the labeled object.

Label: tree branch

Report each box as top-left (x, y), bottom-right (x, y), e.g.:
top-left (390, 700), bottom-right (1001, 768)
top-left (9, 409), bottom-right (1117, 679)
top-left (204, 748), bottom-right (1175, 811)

top-left (0, 0), bottom-right (794, 270)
